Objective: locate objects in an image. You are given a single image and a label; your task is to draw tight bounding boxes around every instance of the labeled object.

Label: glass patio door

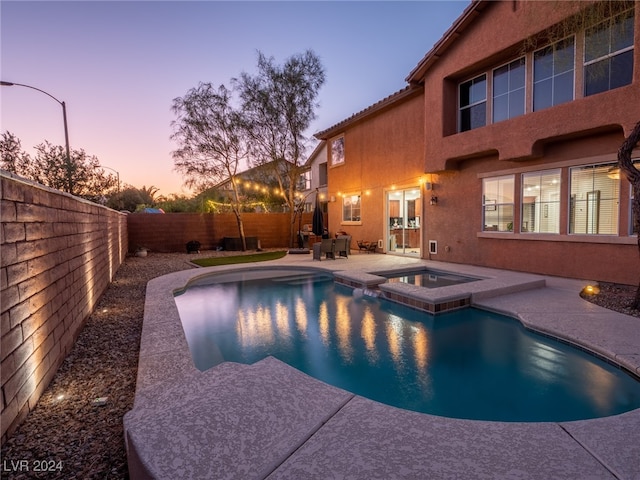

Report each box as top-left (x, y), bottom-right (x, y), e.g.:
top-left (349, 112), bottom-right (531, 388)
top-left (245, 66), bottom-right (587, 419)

top-left (386, 188), bottom-right (421, 256)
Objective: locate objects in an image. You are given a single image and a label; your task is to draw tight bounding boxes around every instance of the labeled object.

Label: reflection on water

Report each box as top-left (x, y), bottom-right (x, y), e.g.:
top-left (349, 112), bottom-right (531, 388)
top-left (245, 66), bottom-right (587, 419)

top-left (335, 296), bottom-right (353, 363)
top-left (175, 271), bottom-right (640, 422)
top-left (361, 308), bottom-right (378, 364)
top-left (386, 315), bottom-right (404, 370)
top-left (319, 301), bottom-right (329, 346)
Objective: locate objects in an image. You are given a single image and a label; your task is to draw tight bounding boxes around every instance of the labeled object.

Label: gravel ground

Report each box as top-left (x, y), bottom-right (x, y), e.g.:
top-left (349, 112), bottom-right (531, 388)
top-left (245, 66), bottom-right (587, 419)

top-left (1, 252), bottom-right (638, 479)
top-left (581, 281), bottom-right (640, 318)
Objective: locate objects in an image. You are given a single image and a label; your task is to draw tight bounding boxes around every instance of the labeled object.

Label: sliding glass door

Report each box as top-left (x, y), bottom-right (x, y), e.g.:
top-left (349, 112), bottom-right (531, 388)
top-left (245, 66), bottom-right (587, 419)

top-left (386, 188), bottom-right (421, 256)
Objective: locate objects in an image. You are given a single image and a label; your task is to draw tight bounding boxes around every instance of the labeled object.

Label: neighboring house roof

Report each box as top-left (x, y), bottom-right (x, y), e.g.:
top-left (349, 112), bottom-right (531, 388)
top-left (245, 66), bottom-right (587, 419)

top-left (314, 84), bottom-right (423, 140)
top-left (213, 159), bottom-right (289, 190)
top-left (304, 140), bottom-right (326, 167)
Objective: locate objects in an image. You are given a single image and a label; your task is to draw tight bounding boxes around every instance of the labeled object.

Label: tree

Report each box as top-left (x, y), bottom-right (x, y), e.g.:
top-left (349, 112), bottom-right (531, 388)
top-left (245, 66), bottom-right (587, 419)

top-left (235, 50), bottom-right (326, 247)
top-left (107, 187), bottom-right (146, 212)
top-left (1, 132), bottom-right (117, 201)
top-left (172, 83), bottom-right (251, 250)
top-left (138, 185), bottom-right (161, 204)
top-left (0, 131), bottom-right (31, 175)
top-left (617, 121), bottom-right (640, 310)
top-left (106, 185), bottom-right (161, 212)
top-left (31, 141), bottom-right (116, 200)
top-left (156, 193), bottom-right (202, 213)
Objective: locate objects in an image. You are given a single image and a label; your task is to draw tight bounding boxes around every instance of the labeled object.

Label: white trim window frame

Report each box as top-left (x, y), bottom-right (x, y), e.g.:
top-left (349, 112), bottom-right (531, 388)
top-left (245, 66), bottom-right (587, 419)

top-left (459, 74), bottom-right (487, 132)
top-left (521, 169), bottom-right (561, 234)
top-left (330, 135), bottom-right (345, 167)
top-left (569, 163), bottom-right (620, 235)
top-left (341, 192), bottom-right (362, 225)
top-left (482, 175), bottom-right (515, 232)
top-left (298, 170), bottom-right (311, 191)
top-left (584, 7), bottom-right (635, 97)
top-left (492, 57), bottom-right (526, 123)
top-left (630, 159), bottom-right (640, 235)
top-left (533, 36), bottom-right (575, 112)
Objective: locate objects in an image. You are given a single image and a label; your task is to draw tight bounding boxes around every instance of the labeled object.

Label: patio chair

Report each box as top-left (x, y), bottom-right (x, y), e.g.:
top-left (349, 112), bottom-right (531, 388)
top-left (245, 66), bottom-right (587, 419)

top-left (335, 235), bottom-right (351, 258)
top-left (320, 238), bottom-right (335, 259)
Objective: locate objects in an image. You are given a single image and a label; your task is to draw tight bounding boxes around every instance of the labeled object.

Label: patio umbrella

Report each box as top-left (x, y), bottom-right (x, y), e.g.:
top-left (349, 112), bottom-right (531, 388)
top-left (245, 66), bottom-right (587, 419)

top-left (312, 190), bottom-right (324, 237)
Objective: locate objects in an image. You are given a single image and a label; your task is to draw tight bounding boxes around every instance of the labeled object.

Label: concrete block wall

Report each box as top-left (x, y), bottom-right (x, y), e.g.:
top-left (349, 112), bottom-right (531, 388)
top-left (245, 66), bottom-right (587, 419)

top-left (0, 172), bottom-right (128, 444)
top-left (127, 212), bottom-right (319, 253)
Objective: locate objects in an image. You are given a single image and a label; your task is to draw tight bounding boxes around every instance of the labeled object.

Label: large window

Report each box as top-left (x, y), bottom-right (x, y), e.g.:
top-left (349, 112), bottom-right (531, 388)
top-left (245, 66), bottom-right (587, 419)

top-left (533, 37), bottom-right (575, 111)
top-left (631, 184), bottom-right (638, 235)
top-left (521, 170), bottom-right (561, 233)
top-left (319, 162), bottom-right (328, 187)
top-left (584, 8), bottom-right (634, 96)
top-left (342, 193), bottom-right (361, 223)
top-left (483, 176), bottom-right (514, 232)
top-left (459, 74), bottom-right (486, 132)
top-left (630, 160), bottom-right (640, 235)
top-left (330, 136), bottom-right (345, 166)
top-left (298, 170), bottom-right (311, 190)
top-left (493, 58), bottom-right (525, 123)
top-left (570, 163), bottom-right (620, 234)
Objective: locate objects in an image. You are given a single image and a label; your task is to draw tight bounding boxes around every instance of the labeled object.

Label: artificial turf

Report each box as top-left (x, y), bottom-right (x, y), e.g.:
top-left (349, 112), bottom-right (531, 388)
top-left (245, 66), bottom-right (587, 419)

top-left (191, 250), bottom-right (288, 267)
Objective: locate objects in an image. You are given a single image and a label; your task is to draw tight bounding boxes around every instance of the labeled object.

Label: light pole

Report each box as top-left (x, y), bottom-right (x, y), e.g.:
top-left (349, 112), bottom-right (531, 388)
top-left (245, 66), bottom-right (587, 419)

top-left (101, 165), bottom-right (120, 193)
top-left (1, 80), bottom-right (73, 194)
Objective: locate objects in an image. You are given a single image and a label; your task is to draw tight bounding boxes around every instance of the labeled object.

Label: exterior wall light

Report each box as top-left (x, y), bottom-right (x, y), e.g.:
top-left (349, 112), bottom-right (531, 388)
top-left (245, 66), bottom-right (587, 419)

top-left (430, 195), bottom-right (438, 205)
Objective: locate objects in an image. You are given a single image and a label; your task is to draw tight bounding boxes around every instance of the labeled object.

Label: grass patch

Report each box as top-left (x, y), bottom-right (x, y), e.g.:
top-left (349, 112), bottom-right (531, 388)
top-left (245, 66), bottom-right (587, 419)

top-left (191, 250), bottom-right (288, 267)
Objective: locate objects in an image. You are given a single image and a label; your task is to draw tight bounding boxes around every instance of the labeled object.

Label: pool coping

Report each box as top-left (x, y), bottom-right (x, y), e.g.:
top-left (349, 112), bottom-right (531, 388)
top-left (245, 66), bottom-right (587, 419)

top-left (124, 254), bottom-right (640, 479)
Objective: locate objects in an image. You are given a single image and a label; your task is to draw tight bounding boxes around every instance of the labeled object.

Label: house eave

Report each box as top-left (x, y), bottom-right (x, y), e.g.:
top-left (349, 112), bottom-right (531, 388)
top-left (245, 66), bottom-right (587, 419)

top-left (314, 84), bottom-right (423, 140)
top-left (405, 0), bottom-right (488, 84)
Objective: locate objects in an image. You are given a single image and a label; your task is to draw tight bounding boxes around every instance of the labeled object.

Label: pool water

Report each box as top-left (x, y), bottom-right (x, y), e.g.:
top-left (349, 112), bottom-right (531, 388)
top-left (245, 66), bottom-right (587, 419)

top-left (380, 268), bottom-right (479, 288)
top-left (174, 269), bottom-right (640, 422)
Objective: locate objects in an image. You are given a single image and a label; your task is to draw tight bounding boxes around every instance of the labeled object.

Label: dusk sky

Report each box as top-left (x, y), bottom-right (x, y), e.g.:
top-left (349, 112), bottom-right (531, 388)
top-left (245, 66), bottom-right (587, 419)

top-left (1, 1), bottom-right (468, 196)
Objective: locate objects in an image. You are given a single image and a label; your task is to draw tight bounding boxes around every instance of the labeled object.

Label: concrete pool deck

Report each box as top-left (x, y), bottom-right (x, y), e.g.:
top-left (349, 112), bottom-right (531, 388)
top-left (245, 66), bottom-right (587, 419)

top-left (124, 252), bottom-right (640, 479)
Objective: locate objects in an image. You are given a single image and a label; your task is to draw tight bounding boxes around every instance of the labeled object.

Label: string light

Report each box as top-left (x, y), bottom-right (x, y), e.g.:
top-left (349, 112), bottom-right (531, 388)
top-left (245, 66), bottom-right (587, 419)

top-left (326, 174), bottom-right (432, 200)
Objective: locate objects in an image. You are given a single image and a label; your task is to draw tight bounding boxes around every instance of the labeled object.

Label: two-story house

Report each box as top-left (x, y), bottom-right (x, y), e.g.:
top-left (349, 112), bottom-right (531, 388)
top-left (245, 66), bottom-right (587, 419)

top-left (316, 85), bottom-right (426, 255)
top-left (317, 0), bottom-right (639, 284)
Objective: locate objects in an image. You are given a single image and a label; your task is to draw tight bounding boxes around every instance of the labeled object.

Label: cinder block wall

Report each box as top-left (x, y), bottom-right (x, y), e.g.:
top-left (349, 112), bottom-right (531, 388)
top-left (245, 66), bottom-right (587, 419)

top-left (127, 212), bottom-right (318, 252)
top-left (0, 172), bottom-right (128, 444)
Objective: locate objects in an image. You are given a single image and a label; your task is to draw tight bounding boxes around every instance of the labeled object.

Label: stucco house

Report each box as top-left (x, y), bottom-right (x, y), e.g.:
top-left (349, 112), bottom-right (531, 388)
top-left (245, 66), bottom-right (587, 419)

top-left (316, 0), bottom-right (639, 285)
top-left (316, 85), bottom-right (426, 254)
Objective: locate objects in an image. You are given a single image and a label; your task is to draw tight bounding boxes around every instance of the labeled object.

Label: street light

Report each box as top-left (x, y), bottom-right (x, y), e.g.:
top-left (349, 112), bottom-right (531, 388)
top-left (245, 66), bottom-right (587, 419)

top-left (1, 80), bottom-right (73, 193)
top-left (101, 165), bottom-right (120, 193)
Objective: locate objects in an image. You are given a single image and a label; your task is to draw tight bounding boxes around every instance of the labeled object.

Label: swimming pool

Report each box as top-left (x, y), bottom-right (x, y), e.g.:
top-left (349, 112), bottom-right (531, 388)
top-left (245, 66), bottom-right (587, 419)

top-left (378, 268), bottom-right (479, 288)
top-left (174, 269), bottom-right (640, 422)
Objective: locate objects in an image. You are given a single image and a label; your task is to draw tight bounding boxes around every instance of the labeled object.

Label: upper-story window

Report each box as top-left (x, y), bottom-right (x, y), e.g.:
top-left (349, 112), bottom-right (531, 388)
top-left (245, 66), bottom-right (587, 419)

top-left (319, 162), bottom-right (328, 187)
top-left (584, 7), bottom-right (634, 96)
top-left (330, 136), bottom-right (345, 166)
top-left (459, 74), bottom-right (486, 132)
top-left (533, 37), bottom-right (575, 112)
top-left (298, 170), bottom-right (311, 191)
top-left (493, 58), bottom-right (525, 123)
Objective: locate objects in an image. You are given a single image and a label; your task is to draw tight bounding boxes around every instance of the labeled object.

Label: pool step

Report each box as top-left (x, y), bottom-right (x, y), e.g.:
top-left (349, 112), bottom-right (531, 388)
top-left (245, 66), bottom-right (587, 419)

top-left (271, 274), bottom-right (333, 286)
